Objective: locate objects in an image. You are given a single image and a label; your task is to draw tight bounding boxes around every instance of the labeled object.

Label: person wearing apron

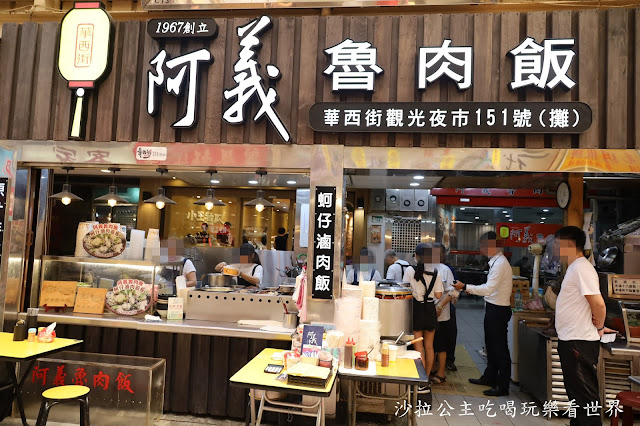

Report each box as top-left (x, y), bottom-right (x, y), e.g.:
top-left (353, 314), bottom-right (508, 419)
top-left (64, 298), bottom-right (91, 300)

top-left (215, 243), bottom-right (264, 287)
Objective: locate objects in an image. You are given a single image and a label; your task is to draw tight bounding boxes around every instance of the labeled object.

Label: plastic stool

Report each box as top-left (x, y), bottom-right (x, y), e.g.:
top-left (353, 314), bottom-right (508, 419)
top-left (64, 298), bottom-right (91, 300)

top-left (35, 385), bottom-right (90, 426)
top-left (611, 391), bottom-right (640, 426)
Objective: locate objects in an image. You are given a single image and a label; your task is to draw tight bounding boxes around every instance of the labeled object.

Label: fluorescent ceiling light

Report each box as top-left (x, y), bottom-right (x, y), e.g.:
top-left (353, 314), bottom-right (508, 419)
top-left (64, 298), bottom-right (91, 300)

top-left (287, 180), bottom-right (297, 185)
top-left (508, 219), bottom-right (513, 222)
top-left (100, 169), bottom-right (110, 173)
top-left (413, 175), bottom-right (424, 180)
top-left (451, 220), bottom-right (472, 224)
top-left (502, 211), bottom-right (508, 214)
top-left (248, 180), bottom-right (259, 185)
top-left (460, 198), bottom-right (470, 202)
top-left (543, 209), bottom-right (549, 212)
top-left (211, 179), bottom-right (220, 184)
top-left (475, 216), bottom-right (480, 220)
top-left (541, 217), bottom-right (546, 220)
top-left (410, 182), bottom-right (419, 187)
top-left (460, 207), bottom-right (466, 211)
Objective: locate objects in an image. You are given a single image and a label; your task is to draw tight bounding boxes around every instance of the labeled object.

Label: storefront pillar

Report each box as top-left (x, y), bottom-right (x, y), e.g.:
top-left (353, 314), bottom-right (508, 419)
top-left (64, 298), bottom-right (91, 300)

top-left (306, 145), bottom-right (345, 322)
top-left (566, 173), bottom-right (584, 228)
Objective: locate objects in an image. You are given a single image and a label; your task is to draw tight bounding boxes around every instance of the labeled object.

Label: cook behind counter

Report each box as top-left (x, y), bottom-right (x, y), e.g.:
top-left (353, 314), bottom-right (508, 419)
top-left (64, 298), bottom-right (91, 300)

top-left (214, 262), bottom-right (264, 287)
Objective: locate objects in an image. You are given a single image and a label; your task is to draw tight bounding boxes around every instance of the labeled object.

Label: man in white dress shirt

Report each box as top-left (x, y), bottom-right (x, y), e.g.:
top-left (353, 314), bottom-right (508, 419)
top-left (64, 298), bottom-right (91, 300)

top-left (384, 249), bottom-right (411, 282)
top-left (454, 231), bottom-right (513, 396)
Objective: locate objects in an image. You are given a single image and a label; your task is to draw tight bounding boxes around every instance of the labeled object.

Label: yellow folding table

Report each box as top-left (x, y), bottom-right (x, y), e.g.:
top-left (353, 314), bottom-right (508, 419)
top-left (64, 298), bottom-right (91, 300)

top-left (338, 358), bottom-right (430, 426)
top-left (0, 332), bottom-right (82, 426)
top-left (230, 348), bottom-right (337, 426)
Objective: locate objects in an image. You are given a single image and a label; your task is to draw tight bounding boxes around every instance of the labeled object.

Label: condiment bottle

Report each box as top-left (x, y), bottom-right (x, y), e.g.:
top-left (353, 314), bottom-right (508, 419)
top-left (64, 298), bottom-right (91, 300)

top-left (344, 338), bottom-right (354, 369)
top-left (27, 328), bottom-right (37, 342)
top-left (381, 342), bottom-right (390, 367)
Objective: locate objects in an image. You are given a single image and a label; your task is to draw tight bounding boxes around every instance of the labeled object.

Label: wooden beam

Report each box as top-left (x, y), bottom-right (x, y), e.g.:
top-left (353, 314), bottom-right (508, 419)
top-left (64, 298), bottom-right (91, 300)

top-left (565, 173), bottom-right (583, 228)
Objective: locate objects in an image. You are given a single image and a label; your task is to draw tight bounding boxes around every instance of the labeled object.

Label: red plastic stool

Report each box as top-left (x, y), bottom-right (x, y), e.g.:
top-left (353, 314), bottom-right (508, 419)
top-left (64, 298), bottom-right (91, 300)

top-left (612, 391), bottom-right (640, 426)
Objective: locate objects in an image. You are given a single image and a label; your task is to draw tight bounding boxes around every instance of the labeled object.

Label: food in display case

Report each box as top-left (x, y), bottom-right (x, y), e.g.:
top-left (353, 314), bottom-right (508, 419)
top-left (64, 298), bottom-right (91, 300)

top-left (105, 279), bottom-right (151, 315)
top-left (83, 223), bottom-right (126, 258)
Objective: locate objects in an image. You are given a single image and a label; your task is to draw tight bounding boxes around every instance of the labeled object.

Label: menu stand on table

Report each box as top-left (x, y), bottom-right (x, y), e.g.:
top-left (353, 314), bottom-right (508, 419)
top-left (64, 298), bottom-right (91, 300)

top-left (0, 332), bottom-right (82, 426)
top-left (339, 358), bottom-right (430, 426)
top-left (230, 348), bottom-right (337, 426)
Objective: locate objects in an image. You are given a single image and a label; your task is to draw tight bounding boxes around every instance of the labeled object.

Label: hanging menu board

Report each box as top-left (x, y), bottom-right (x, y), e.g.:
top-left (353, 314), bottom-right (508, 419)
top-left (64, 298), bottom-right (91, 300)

top-left (312, 186), bottom-right (336, 299)
top-left (0, 178), bottom-right (6, 261)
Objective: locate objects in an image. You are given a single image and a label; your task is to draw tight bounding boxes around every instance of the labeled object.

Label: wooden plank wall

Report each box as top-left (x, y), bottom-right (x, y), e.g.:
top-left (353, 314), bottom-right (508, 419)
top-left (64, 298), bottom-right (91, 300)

top-left (1, 9), bottom-right (639, 148)
top-left (51, 323), bottom-right (290, 417)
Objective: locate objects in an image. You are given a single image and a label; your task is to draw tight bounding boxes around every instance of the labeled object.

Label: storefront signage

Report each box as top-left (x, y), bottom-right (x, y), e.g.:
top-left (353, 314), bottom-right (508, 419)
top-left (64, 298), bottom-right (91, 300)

top-left (222, 16), bottom-right (291, 142)
top-left (147, 48), bottom-right (213, 129)
top-left (418, 40), bottom-right (472, 91)
top-left (431, 188), bottom-right (554, 198)
top-left (312, 186), bottom-right (336, 299)
top-left (31, 363), bottom-right (136, 393)
top-left (323, 39), bottom-right (383, 92)
top-left (508, 37), bottom-right (575, 91)
top-left (323, 36), bottom-right (575, 93)
top-left (147, 18), bottom-right (217, 38)
top-left (497, 222), bottom-right (562, 247)
top-left (309, 102), bottom-right (591, 133)
top-left (57, 2), bottom-right (114, 139)
top-left (135, 146), bottom-right (167, 161)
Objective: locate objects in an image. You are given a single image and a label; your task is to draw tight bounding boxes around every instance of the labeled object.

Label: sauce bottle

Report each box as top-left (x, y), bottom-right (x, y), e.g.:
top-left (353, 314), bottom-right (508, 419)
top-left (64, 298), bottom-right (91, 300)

top-left (381, 342), bottom-right (390, 367)
top-left (345, 338), bottom-right (354, 369)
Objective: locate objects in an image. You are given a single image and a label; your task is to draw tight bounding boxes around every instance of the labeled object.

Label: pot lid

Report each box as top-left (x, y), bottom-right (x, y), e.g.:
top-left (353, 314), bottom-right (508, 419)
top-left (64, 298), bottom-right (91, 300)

top-left (375, 281), bottom-right (412, 296)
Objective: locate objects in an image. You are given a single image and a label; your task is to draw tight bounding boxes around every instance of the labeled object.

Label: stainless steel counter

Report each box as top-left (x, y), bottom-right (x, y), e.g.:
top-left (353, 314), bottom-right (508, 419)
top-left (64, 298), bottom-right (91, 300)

top-left (604, 342), bottom-right (640, 357)
top-left (16, 311), bottom-right (293, 341)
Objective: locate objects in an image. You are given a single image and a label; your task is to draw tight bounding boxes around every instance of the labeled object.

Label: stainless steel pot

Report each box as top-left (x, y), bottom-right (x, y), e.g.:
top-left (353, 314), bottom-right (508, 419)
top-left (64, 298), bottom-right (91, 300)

top-left (208, 273), bottom-right (234, 287)
top-left (380, 337), bottom-right (424, 356)
top-left (376, 281), bottom-right (413, 338)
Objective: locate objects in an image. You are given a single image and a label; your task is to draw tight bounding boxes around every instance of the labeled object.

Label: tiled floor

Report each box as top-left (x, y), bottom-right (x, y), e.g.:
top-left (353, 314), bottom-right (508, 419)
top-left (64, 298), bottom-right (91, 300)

top-left (1, 298), bottom-right (585, 425)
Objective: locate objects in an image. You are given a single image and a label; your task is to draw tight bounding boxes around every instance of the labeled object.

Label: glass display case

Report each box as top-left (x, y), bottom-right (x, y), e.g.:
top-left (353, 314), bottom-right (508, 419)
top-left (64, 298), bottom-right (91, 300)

top-left (40, 256), bottom-right (183, 306)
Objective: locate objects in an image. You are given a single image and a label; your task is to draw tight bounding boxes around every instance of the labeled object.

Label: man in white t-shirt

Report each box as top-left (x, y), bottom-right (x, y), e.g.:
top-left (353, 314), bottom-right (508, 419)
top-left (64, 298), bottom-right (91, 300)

top-left (554, 226), bottom-right (606, 426)
top-left (384, 249), bottom-right (410, 283)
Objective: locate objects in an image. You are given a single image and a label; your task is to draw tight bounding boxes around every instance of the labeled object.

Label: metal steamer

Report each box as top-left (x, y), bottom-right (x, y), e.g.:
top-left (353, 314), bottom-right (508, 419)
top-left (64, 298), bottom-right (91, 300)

top-left (375, 281), bottom-right (413, 338)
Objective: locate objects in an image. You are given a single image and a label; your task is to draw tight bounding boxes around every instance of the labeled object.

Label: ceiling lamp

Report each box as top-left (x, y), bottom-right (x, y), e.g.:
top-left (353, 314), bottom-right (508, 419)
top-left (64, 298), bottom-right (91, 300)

top-left (94, 167), bottom-right (128, 207)
top-left (194, 171), bottom-right (226, 210)
top-left (50, 167), bottom-right (83, 206)
top-left (144, 168), bottom-right (176, 210)
top-left (244, 171), bottom-right (275, 213)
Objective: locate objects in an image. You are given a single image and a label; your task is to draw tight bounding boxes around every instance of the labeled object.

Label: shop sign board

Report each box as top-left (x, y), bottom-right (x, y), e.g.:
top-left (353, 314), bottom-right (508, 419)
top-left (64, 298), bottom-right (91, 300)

top-left (57, 2), bottom-right (114, 140)
top-left (431, 188), bottom-right (554, 198)
top-left (312, 186), bottom-right (336, 299)
top-left (221, 16), bottom-right (291, 142)
top-left (137, 20), bottom-right (582, 140)
top-left (135, 146), bottom-right (168, 161)
top-left (30, 362), bottom-right (138, 393)
top-left (309, 102), bottom-right (591, 134)
top-left (147, 48), bottom-right (213, 129)
top-left (497, 222), bottom-right (562, 247)
top-left (147, 18), bottom-right (217, 38)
